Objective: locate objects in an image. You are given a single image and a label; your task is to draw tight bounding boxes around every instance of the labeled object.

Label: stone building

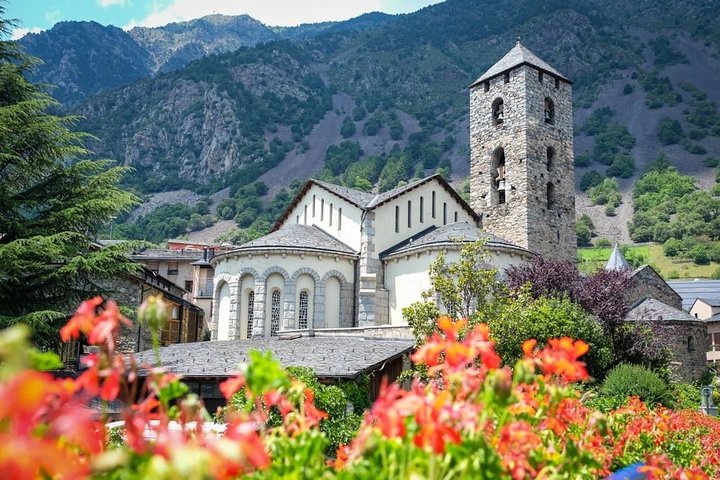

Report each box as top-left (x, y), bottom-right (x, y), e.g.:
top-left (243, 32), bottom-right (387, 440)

top-left (469, 40), bottom-right (576, 260)
top-left (210, 41), bottom-right (571, 339)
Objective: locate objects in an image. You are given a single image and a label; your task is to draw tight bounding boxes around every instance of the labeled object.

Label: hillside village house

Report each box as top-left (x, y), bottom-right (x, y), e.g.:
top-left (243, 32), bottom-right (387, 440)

top-left (210, 41), bottom-right (575, 339)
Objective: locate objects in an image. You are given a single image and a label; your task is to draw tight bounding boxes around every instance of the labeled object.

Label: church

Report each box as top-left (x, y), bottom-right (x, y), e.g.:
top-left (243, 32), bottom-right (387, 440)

top-left (209, 41), bottom-right (576, 340)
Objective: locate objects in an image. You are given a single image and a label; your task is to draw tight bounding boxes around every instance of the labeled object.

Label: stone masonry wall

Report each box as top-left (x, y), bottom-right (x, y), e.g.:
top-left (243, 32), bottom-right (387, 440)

top-left (469, 65), bottom-right (575, 260)
top-left (629, 267), bottom-right (683, 310)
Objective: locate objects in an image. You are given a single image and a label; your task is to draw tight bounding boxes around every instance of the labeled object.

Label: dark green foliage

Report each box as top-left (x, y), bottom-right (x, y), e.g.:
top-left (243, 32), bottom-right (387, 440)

top-left (325, 141), bottom-right (363, 175)
top-left (0, 14), bottom-right (140, 349)
top-left (639, 70), bottom-right (682, 108)
top-left (580, 170), bottom-right (603, 191)
top-left (489, 296), bottom-right (612, 378)
top-left (607, 153), bottom-right (635, 179)
top-left (663, 238), bottom-right (682, 257)
top-left (588, 178), bottom-right (622, 216)
top-left (657, 117), bottom-right (684, 145)
top-left (576, 214), bottom-right (596, 247)
top-left (352, 106), bottom-right (366, 121)
top-left (340, 116), bottom-right (356, 138)
top-left (689, 244), bottom-right (710, 264)
top-left (682, 140), bottom-right (707, 155)
top-left (363, 113), bottom-right (383, 136)
top-left (582, 107), bottom-right (614, 136)
top-left (116, 203), bottom-right (215, 243)
top-left (600, 364), bottom-right (670, 407)
top-left (629, 164), bottom-right (720, 244)
top-left (650, 36), bottom-right (688, 68)
top-left (378, 148), bottom-right (413, 192)
top-left (704, 157), bottom-right (719, 168)
top-left (622, 83), bottom-right (634, 95)
top-left (574, 153), bottom-right (591, 167)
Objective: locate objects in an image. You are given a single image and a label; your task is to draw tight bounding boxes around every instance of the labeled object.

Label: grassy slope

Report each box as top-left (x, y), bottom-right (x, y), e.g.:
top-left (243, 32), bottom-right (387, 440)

top-left (578, 244), bottom-right (720, 278)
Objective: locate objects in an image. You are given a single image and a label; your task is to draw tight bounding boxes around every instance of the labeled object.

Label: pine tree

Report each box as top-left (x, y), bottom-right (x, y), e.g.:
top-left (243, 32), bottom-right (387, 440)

top-left (0, 5), bottom-right (140, 350)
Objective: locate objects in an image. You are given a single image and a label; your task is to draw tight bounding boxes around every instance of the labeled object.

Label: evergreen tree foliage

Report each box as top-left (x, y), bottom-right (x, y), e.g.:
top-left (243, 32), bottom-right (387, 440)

top-left (0, 6), bottom-right (139, 349)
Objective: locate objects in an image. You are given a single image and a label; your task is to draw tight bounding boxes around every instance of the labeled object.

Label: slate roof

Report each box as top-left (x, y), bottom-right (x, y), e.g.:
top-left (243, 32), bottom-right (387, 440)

top-left (313, 179), bottom-right (375, 208)
top-left (470, 41), bottom-right (570, 87)
top-left (227, 224), bottom-right (356, 255)
top-left (131, 248), bottom-right (204, 261)
top-left (697, 298), bottom-right (720, 307)
top-left (380, 222), bottom-right (525, 257)
top-left (605, 244), bottom-right (631, 271)
top-left (366, 176), bottom-right (436, 208)
top-left (668, 280), bottom-right (720, 310)
top-left (135, 336), bottom-right (415, 379)
top-left (626, 298), bottom-right (698, 322)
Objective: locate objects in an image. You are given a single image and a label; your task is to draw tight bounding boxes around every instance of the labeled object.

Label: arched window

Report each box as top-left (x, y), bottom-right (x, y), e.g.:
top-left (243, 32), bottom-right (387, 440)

top-left (298, 291), bottom-right (309, 329)
top-left (443, 202), bottom-right (447, 225)
top-left (320, 199), bottom-right (324, 221)
top-left (394, 205), bottom-right (399, 232)
top-left (270, 290), bottom-right (281, 337)
top-left (312, 195), bottom-right (316, 217)
top-left (431, 191), bottom-right (436, 218)
top-left (338, 208), bottom-right (342, 230)
top-left (303, 205), bottom-right (308, 224)
top-left (419, 197), bottom-right (424, 223)
top-left (329, 203), bottom-right (333, 226)
top-left (546, 146), bottom-right (555, 171)
top-left (246, 291), bottom-right (254, 339)
top-left (687, 336), bottom-right (695, 352)
top-left (544, 97), bottom-right (555, 125)
top-left (491, 147), bottom-right (506, 205)
top-left (547, 182), bottom-right (555, 209)
top-left (492, 98), bottom-right (504, 125)
top-left (454, 211), bottom-right (458, 222)
top-left (407, 200), bottom-right (412, 228)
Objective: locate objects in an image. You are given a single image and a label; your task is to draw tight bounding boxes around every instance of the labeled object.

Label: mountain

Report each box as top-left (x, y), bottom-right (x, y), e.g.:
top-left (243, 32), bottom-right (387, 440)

top-left (19, 0), bottom-right (720, 242)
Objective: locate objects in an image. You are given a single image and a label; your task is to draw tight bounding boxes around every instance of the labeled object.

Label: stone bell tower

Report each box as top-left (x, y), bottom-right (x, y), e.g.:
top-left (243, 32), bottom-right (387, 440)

top-left (469, 40), bottom-right (576, 260)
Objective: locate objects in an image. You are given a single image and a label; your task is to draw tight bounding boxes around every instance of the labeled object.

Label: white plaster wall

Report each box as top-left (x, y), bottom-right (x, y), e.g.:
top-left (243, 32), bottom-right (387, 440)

top-left (217, 283), bottom-right (231, 340)
top-left (373, 181), bottom-right (477, 254)
top-left (385, 246), bottom-right (528, 325)
top-left (214, 253), bottom-right (354, 287)
top-left (295, 274), bottom-right (315, 329)
top-left (239, 275), bottom-right (255, 339)
top-left (283, 184), bottom-right (363, 251)
top-left (325, 276), bottom-right (341, 328)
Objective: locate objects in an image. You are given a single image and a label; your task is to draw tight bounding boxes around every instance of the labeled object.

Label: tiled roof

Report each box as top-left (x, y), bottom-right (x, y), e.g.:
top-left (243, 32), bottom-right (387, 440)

top-left (313, 179), bottom-right (375, 208)
top-left (135, 336), bottom-right (415, 379)
top-left (231, 224), bottom-right (356, 255)
top-left (381, 222), bottom-right (524, 257)
top-left (626, 298), bottom-right (697, 322)
top-left (471, 41), bottom-right (570, 86)
top-left (605, 244), bottom-right (631, 271)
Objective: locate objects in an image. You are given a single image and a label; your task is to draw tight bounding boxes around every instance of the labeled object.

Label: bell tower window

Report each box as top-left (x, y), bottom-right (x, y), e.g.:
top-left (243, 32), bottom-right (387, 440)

top-left (547, 182), bottom-right (555, 209)
top-left (544, 97), bottom-right (555, 125)
top-left (492, 98), bottom-right (504, 125)
top-left (491, 147), bottom-right (506, 205)
top-left (546, 146), bottom-right (555, 171)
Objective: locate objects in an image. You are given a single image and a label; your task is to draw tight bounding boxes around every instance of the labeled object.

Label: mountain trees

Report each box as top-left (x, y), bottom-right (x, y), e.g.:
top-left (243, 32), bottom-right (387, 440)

top-left (0, 6), bottom-right (139, 349)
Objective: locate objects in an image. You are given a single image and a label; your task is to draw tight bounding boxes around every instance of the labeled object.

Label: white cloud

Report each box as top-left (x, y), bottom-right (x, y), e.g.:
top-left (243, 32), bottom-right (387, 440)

top-left (97, 0), bottom-right (129, 7)
top-left (125, 0), bottom-right (387, 29)
top-left (11, 27), bottom-right (43, 40)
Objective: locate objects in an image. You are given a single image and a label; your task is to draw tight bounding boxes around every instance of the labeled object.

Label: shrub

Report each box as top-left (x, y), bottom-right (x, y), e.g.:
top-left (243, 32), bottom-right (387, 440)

top-left (340, 116), bottom-right (356, 138)
top-left (658, 117), bottom-right (684, 145)
top-left (580, 170), bottom-right (603, 191)
top-left (663, 237), bottom-right (682, 257)
top-left (595, 237), bottom-right (612, 248)
top-left (607, 154), bottom-right (635, 179)
top-left (623, 83), bottom-right (634, 95)
top-left (600, 363), bottom-right (670, 407)
top-left (704, 157), bottom-right (719, 168)
top-left (691, 244), bottom-right (710, 265)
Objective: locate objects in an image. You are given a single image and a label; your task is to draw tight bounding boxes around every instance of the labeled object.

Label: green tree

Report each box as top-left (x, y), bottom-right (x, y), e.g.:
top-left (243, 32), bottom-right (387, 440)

top-left (0, 10), bottom-right (139, 349)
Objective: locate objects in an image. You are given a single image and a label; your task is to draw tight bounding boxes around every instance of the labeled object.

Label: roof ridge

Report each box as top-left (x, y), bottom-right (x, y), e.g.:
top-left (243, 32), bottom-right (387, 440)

top-left (470, 41), bottom-right (570, 87)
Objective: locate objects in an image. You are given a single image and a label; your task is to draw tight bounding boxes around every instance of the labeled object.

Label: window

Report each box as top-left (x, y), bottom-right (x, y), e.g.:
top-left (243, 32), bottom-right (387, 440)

top-left (492, 98), bottom-right (504, 125)
top-left (167, 262), bottom-right (178, 276)
top-left (312, 195), bottom-right (316, 216)
top-left (454, 211), bottom-right (458, 222)
top-left (407, 200), bottom-right (412, 228)
top-left (338, 208), bottom-right (342, 230)
top-left (270, 290), bottom-right (281, 337)
top-left (298, 291), bottom-right (309, 329)
top-left (246, 291), bottom-right (254, 339)
top-left (538, 71), bottom-right (543, 83)
top-left (147, 261), bottom-right (159, 274)
top-left (184, 280), bottom-right (193, 292)
top-left (431, 191), bottom-right (436, 218)
top-left (483, 81), bottom-right (489, 92)
top-left (304, 205), bottom-right (308, 224)
top-left (491, 147), bottom-right (507, 205)
top-left (546, 146), bottom-right (555, 171)
top-left (320, 199), bottom-right (324, 220)
top-left (419, 197), bottom-right (424, 223)
top-left (503, 72), bottom-right (509, 83)
top-left (547, 182), bottom-right (555, 209)
top-left (329, 203), bottom-right (333, 226)
top-left (544, 97), bottom-right (555, 125)
top-left (555, 77), bottom-right (560, 89)
top-left (687, 336), bottom-right (695, 352)
top-left (443, 202), bottom-right (447, 225)
top-left (296, 215), bottom-right (299, 223)
top-left (395, 206), bottom-right (399, 233)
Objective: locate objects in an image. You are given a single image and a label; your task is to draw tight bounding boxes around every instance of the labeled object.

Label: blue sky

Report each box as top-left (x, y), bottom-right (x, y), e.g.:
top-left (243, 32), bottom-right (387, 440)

top-left (7, 0), bottom-right (443, 39)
